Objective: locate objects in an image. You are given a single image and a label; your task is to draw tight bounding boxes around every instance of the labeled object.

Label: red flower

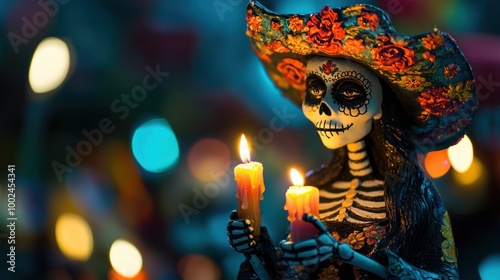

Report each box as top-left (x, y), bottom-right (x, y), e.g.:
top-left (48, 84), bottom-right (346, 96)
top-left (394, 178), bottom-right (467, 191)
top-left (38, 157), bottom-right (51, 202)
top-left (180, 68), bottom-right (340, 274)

top-left (276, 58), bottom-right (306, 90)
top-left (321, 60), bottom-right (336, 75)
top-left (306, 6), bottom-right (346, 55)
top-left (372, 38), bottom-right (415, 72)
top-left (357, 11), bottom-right (379, 30)
top-left (417, 87), bottom-right (461, 117)
top-left (363, 225), bottom-right (387, 246)
top-left (444, 64), bottom-right (460, 79)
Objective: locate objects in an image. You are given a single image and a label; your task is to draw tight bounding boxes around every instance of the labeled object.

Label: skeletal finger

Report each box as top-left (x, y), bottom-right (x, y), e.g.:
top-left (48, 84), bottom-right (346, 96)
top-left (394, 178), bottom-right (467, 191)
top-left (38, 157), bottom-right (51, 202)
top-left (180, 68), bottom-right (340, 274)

top-left (232, 235), bottom-right (253, 245)
top-left (229, 229), bottom-right (246, 236)
top-left (283, 239), bottom-right (318, 251)
top-left (229, 210), bottom-right (238, 219)
top-left (281, 259), bottom-right (302, 266)
top-left (297, 256), bottom-right (321, 266)
top-left (279, 241), bottom-right (294, 251)
top-left (302, 213), bottom-right (328, 233)
top-left (229, 220), bottom-right (247, 228)
top-left (235, 243), bottom-right (253, 252)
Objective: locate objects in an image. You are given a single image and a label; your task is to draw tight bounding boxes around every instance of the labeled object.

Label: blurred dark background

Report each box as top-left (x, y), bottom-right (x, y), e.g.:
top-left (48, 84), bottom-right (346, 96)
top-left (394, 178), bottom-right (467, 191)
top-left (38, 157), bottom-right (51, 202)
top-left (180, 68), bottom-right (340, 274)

top-left (0, 0), bottom-right (499, 279)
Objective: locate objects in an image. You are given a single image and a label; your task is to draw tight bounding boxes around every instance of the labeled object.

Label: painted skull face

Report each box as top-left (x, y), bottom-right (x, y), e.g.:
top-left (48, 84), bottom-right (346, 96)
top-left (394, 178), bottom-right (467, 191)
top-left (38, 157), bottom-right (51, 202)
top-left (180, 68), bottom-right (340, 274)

top-left (303, 57), bottom-right (383, 149)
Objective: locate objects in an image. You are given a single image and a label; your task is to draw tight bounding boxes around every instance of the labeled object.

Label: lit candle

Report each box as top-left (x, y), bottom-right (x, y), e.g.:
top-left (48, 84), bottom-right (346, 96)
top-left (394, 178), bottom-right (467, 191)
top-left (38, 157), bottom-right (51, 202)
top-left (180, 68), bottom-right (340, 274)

top-left (234, 134), bottom-right (265, 236)
top-left (285, 168), bottom-right (320, 242)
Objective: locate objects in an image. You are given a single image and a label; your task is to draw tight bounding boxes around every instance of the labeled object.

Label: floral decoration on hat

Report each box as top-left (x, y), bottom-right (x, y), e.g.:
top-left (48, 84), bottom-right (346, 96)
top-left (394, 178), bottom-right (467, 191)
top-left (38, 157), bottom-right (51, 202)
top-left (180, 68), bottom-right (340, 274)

top-left (246, 1), bottom-right (477, 152)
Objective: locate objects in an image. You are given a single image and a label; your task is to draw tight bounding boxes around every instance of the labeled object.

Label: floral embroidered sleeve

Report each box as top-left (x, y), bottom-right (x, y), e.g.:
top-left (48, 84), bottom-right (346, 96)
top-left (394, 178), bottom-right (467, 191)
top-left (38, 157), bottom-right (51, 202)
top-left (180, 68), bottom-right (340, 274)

top-left (386, 192), bottom-right (459, 279)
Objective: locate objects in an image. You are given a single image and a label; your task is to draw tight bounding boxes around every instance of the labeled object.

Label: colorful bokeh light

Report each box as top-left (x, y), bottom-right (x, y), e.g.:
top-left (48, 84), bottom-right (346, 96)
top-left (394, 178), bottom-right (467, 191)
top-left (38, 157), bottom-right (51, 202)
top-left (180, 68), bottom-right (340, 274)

top-left (448, 135), bottom-right (474, 173)
top-left (479, 254), bottom-right (500, 280)
top-left (29, 37), bottom-right (71, 94)
top-left (424, 149), bottom-right (451, 179)
top-left (178, 254), bottom-right (221, 280)
top-left (55, 213), bottom-right (93, 261)
top-left (451, 156), bottom-right (485, 188)
top-left (109, 239), bottom-right (143, 278)
top-left (131, 118), bottom-right (179, 173)
top-left (108, 268), bottom-right (148, 280)
top-left (187, 138), bottom-right (230, 182)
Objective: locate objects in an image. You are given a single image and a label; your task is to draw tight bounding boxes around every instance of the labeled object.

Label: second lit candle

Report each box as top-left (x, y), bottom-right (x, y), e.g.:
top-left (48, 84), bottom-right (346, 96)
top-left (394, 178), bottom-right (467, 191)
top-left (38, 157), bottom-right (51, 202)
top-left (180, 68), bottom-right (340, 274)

top-left (284, 168), bottom-right (320, 242)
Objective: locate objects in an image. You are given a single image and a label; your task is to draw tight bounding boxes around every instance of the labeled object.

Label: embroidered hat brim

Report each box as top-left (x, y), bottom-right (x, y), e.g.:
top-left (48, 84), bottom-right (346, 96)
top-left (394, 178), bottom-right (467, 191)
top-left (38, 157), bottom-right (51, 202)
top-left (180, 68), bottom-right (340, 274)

top-left (246, 1), bottom-right (477, 153)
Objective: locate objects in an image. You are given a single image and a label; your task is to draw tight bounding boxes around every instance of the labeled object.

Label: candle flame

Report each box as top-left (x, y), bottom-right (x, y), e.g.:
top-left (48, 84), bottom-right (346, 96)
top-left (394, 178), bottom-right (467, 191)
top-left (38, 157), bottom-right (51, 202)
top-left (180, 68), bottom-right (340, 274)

top-left (239, 134), bottom-right (251, 163)
top-left (290, 168), bottom-right (304, 187)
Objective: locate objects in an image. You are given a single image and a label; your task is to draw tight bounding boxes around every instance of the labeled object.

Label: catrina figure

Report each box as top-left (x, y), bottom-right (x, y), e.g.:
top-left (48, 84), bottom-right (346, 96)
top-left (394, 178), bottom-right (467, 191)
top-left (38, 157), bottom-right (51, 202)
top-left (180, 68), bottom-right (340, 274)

top-left (227, 1), bottom-right (477, 279)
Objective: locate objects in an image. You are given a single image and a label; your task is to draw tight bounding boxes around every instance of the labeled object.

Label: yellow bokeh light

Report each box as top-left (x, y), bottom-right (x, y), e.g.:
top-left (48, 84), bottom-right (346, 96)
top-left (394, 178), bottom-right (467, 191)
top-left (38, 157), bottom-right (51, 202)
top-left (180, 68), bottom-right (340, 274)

top-left (452, 156), bottom-right (484, 188)
top-left (55, 213), bottom-right (93, 261)
top-left (29, 37), bottom-right (71, 94)
top-left (109, 239), bottom-right (143, 278)
top-left (424, 149), bottom-right (451, 179)
top-left (448, 135), bottom-right (474, 173)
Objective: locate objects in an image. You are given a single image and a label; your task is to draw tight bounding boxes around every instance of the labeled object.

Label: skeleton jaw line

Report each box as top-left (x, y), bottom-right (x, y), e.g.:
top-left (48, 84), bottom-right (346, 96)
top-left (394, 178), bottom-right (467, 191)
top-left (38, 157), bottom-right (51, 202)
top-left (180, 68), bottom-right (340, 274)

top-left (315, 121), bottom-right (354, 139)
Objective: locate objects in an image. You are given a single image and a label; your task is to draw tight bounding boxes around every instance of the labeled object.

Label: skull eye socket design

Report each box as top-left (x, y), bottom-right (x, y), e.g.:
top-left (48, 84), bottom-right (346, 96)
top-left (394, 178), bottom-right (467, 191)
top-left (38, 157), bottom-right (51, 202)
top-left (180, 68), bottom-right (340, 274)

top-left (332, 76), bottom-right (372, 117)
top-left (305, 74), bottom-right (327, 106)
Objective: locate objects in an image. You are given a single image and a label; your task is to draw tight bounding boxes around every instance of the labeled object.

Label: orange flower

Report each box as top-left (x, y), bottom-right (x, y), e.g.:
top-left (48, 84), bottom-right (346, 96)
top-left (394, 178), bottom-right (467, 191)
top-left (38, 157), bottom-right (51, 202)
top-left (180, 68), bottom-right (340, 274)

top-left (246, 9), bottom-right (262, 32)
top-left (423, 51), bottom-right (436, 62)
top-left (271, 20), bottom-right (281, 31)
top-left (276, 58), bottom-right (306, 90)
top-left (288, 16), bottom-right (305, 32)
top-left (357, 11), bottom-right (379, 30)
top-left (344, 38), bottom-right (365, 54)
top-left (372, 39), bottom-right (415, 72)
top-left (306, 6), bottom-right (346, 55)
top-left (342, 231), bottom-right (366, 250)
top-left (396, 75), bottom-right (431, 91)
top-left (421, 33), bottom-right (444, 50)
top-left (264, 40), bottom-right (290, 54)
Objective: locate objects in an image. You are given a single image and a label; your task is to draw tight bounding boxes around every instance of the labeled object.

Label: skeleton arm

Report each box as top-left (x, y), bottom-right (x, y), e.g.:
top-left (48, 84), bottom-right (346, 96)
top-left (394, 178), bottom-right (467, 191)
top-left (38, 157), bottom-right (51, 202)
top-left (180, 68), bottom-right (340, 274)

top-left (280, 214), bottom-right (390, 278)
top-left (227, 210), bottom-right (284, 279)
top-left (280, 214), bottom-right (459, 279)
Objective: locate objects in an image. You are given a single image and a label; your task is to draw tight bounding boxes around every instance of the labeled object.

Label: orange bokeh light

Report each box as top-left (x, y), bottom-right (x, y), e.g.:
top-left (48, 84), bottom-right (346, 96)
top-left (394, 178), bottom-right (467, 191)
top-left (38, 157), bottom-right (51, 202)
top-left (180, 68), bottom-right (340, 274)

top-left (424, 149), bottom-right (451, 178)
top-left (188, 138), bottom-right (231, 182)
top-left (108, 268), bottom-right (147, 280)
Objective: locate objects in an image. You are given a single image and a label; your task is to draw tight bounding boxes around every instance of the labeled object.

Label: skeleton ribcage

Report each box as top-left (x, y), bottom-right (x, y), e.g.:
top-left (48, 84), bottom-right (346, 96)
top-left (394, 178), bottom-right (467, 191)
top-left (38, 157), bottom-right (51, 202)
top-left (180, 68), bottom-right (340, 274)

top-left (319, 179), bottom-right (386, 223)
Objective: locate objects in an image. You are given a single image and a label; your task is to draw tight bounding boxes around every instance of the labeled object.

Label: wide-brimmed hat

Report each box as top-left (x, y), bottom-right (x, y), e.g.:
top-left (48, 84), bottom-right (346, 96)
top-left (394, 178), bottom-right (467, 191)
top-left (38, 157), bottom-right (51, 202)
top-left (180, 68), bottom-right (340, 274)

top-left (246, 1), bottom-right (477, 153)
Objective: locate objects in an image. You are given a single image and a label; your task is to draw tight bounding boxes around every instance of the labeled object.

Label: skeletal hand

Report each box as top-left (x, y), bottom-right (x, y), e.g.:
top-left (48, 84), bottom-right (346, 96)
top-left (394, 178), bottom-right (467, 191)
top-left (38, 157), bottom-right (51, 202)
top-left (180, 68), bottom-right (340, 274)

top-left (227, 210), bottom-right (256, 254)
top-left (280, 214), bottom-right (339, 266)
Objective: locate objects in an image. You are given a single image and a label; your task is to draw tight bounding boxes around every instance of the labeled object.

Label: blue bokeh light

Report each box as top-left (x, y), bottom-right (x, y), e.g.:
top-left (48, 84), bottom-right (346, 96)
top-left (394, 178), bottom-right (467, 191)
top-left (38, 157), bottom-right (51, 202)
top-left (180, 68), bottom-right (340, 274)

top-left (479, 254), bottom-right (500, 280)
top-left (131, 118), bottom-right (179, 173)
